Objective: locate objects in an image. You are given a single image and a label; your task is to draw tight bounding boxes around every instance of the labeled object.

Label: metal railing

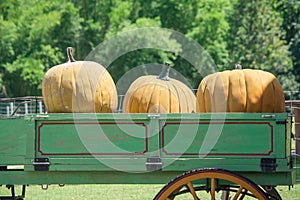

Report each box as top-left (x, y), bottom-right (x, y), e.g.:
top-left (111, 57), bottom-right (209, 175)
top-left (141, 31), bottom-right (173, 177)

top-left (0, 96), bottom-right (46, 117)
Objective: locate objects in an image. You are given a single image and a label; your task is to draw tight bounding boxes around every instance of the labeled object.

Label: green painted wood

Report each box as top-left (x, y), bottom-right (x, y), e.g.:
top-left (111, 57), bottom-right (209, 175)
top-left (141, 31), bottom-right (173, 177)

top-left (161, 121), bottom-right (273, 156)
top-left (22, 157), bottom-right (291, 172)
top-left (0, 112), bottom-right (296, 186)
top-left (147, 116), bottom-right (161, 158)
top-left (162, 158), bottom-right (292, 172)
top-left (36, 121), bottom-right (147, 156)
top-left (0, 117), bottom-right (33, 165)
top-left (0, 170), bottom-right (294, 186)
top-left (296, 156), bottom-right (300, 183)
top-left (24, 158), bottom-right (148, 172)
top-left (160, 113), bottom-right (287, 158)
top-left (25, 112), bottom-right (287, 121)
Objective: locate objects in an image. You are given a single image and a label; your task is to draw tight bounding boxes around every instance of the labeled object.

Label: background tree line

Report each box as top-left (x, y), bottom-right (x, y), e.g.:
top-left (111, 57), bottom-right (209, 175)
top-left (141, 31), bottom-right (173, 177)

top-left (0, 0), bottom-right (299, 98)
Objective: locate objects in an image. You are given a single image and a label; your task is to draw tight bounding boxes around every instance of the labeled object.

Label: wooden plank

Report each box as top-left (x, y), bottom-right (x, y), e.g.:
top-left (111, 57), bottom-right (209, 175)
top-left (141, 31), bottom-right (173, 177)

top-left (0, 170), bottom-right (295, 185)
top-left (0, 118), bottom-right (33, 165)
top-left (161, 120), bottom-right (283, 157)
top-left (36, 121), bottom-right (148, 156)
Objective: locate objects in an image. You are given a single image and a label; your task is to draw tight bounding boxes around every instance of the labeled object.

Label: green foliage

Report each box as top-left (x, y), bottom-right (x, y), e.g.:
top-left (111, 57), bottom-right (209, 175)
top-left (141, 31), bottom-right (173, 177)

top-left (5, 57), bottom-right (44, 96)
top-left (0, 0), bottom-right (298, 97)
top-left (0, 18), bottom-right (17, 63)
top-left (274, 0), bottom-right (300, 89)
top-left (227, 0), bottom-right (297, 90)
top-left (88, 18), bottom-right (182, 94)
top-left (187, 0), bottom-right (231, 69)
top-left (0, 0), bottom-right (80, 97)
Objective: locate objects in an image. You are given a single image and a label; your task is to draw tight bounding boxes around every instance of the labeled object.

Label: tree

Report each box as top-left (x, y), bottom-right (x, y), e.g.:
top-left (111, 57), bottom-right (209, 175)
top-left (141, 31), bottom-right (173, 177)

top-left (0, 0), bottom-right (297, 97)
top-left (164, 0), bottom-right (231, 88)
top-left (79, 0), bottom-right (183, 93)
top-left (274, 0), bottom-right (300, 94)
top-left (186, 0), bottom-right (231, 69)
top-left (71, 0), bottom-right (113, 59)
top-left (0, 0), bottom-right (20, 97)
top-left (0, 0), bottom-right (81, 97)
top-left (227, 0), bottom-right (297, 91)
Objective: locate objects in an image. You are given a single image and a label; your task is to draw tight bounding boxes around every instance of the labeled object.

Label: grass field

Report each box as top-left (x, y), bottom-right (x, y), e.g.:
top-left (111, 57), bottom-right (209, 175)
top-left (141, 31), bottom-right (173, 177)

top-left (0, 184), bottom-right (299, 199)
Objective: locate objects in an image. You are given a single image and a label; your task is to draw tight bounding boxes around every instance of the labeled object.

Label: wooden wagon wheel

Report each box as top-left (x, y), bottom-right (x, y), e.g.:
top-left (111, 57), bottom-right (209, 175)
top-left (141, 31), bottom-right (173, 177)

top-left (154, 168), bottom-right (269, 200)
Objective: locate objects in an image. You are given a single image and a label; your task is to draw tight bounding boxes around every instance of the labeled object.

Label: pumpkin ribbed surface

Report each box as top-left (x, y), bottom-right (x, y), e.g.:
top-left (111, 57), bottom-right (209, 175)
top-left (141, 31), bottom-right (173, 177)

top-left (123, 75), bottom-right (196, 113)
top-left (42, 48), bottom-right (117, 113)
top-left (196, 69), bottom-right (285, 113)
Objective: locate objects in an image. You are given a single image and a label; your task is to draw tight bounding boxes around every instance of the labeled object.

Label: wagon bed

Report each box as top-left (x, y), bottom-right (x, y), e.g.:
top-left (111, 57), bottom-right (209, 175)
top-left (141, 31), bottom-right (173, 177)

top-left (0, 110), bottom-right (298, 199)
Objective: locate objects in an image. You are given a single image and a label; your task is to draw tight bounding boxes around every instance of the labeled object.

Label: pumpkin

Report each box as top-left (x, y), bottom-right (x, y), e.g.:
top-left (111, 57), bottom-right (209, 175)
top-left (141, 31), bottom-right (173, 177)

top-left (42, 47), bottom-right (117, 113)
top-left (196, 65), bottom-right (285, 113)
top-left (122, 63), bottom-right (196, 113)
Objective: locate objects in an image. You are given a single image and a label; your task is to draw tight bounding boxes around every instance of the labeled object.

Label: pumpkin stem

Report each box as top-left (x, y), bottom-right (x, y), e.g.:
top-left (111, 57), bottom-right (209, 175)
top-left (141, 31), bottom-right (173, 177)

top-left (67, 47), bottom-right (76, 62)
top-left (235, 64), bottom-right (242, 69)
top-left (157, 62), bottom-right (171, 81)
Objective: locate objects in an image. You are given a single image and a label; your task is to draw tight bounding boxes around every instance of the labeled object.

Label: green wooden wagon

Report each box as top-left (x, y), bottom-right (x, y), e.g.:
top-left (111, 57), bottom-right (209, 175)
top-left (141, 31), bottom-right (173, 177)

top-left (0, 97), bottom-right (299, 199)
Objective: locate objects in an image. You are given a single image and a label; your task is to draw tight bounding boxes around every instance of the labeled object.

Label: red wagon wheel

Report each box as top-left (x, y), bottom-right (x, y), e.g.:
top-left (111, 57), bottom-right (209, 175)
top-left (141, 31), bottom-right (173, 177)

top-left (154, 168), bottom-right (269, 200)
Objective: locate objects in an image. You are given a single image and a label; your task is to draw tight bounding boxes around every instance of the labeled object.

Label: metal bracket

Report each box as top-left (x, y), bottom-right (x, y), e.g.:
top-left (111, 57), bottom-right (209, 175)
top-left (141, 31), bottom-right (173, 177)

top-left (41, 185), bottom-right (49, 190)
top-left (261, 114), bottom-right (275, 119)
top-left (148, 114), bottom-right (160, 119)
top-left (146, 157), bottom-right (162, 171)
top-left (33, 158), bottom-right (50, 171)
top-left (36, 114), bottom-right (49, 118)
top-left (276, 120), bottom-right (287, 124)
top-left (293, 137), bottom-right (300, 141)
top-left (260, 158), bottom-right (277, 172)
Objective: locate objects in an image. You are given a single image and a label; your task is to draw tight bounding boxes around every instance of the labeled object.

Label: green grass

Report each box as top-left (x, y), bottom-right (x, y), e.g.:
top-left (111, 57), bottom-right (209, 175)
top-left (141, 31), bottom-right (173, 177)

top-left (0, 184), bottom-right (163, 200)
top-left (0, 184), bottom-right (299, 199)
top-left (277, 185), bottom-right (300, 200)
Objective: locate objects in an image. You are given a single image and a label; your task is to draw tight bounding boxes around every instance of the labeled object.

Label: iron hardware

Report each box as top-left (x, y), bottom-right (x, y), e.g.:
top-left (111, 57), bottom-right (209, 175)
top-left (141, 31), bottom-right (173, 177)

top-left (33, 158), bottom-right (50, 171)
top-left (146, 157), bottom-right (162, 171)
top-left (148, 114), bottom-right (160, 119)
top-left (261, 114), bottom-right (275, 118)
top-left (260, 158), bottom-right (277, 172)
top-left (276, 120), bottom-right (287, 124)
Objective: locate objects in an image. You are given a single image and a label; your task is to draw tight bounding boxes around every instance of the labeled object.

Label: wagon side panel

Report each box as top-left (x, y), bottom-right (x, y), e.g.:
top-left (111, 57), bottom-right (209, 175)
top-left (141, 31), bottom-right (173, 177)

top-left (0, 118), bottom-right (33, 165)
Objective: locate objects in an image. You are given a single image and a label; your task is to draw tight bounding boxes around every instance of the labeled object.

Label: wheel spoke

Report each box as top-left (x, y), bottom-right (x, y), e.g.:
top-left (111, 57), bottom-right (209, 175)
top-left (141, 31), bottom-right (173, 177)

top-left (211, 178), bottom-right (216, 200)
top-left (239, 189), bottom-right (247, 200)
top-left (221, 190), bottom-right (230, 200)
top-left (168, 185), bottom-right (184, 200)
top-left (233, 186), bottom-right (243, 200)
top-left (154, 169), bottom-right (269, 200)
top-left (187, 181), bottom-right (200, 200)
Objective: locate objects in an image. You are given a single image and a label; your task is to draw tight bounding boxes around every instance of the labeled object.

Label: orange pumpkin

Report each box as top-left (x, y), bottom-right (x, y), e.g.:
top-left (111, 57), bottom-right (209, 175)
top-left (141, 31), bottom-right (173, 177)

top-left (196, 65), bottom-right (285, 113)
top-left (123, 63), bottom-right (196, 113)
top-left (42, 47), bottom-right (117, 113)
